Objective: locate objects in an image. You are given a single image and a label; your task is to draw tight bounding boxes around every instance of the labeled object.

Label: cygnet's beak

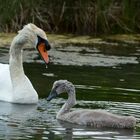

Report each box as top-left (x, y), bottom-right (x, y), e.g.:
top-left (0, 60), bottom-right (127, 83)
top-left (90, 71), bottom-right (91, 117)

top-left (47, 90), bottom-right (58, 101)
top-left (36, 36), bottom-right (51, 64)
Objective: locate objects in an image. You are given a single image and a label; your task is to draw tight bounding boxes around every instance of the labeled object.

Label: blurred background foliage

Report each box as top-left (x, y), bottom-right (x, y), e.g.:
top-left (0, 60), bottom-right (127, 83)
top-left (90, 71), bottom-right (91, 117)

top-left (0, 0), bottom-right (140, 35)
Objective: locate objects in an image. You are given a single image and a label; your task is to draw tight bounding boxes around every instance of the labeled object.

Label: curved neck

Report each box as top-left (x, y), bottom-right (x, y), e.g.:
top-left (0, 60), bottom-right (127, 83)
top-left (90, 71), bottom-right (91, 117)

top-left (7, 30), bottom-right (38, 103)
top-left (57, 90), bottom-right (76, 117)
top-left (9, 28), bottom-right (36, 81)
top-left (9, 37), bottom-right (25, 88)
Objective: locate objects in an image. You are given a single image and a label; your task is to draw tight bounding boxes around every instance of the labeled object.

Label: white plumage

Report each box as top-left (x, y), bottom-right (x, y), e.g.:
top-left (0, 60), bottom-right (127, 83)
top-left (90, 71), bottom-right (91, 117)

top-left (0, 23), bottom-right (50, 104)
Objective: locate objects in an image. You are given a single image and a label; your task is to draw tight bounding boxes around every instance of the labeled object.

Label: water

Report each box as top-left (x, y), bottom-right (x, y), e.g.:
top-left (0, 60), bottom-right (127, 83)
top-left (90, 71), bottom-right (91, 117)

top-left (0, 44), bottom-right (140, 139)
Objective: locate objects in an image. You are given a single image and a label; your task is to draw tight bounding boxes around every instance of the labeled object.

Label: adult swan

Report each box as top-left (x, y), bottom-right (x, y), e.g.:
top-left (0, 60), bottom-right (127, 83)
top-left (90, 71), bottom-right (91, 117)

top-left (0, 23), bottom-right (51, 104)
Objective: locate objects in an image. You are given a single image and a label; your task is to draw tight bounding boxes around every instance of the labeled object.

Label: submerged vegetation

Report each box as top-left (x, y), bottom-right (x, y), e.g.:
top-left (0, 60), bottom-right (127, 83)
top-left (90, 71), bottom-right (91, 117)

top-left (0, 0), bottom-right (140, 35)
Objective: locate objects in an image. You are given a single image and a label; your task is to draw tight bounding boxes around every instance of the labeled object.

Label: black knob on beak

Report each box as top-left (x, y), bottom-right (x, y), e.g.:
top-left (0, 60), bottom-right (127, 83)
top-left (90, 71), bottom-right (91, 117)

top-left (45, 40), bottom-right (51, 51)
top-left (37, 36), bottom-right (51, 51)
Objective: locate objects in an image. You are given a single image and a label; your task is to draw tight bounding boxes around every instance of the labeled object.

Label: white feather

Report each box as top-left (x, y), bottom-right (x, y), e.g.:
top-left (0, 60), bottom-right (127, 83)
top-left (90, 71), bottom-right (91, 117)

top-left (0, 23), bottom-right (48, 104)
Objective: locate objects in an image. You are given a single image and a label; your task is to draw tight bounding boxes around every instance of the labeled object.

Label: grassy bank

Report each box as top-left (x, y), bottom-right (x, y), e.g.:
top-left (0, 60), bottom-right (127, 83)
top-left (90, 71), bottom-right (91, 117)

top-left (0, 33), bottom-right (140, 48)
top-left (0, 0), bottom-right (140, 35)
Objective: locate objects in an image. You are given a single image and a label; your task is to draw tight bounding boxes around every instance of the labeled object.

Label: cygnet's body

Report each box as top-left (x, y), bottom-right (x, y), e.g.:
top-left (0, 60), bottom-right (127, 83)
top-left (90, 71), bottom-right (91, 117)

top-left (47, 80), bottom-right (136, 128)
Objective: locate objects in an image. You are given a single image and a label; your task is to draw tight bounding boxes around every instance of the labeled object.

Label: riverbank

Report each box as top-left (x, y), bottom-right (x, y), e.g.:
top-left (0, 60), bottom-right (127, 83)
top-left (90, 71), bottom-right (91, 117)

top-left (0, 33), bottom-right (140, 47)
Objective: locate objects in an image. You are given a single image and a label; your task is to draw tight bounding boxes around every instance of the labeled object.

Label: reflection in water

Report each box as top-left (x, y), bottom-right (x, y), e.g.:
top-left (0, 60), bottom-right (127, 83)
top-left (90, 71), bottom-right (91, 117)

top-left (0, 102), bottom-right (37, 139)
top-left (0, 45), bottom-right (140, 139)
top-left (58, 120), bottom-right (135, 140)
top-left (0, 99), bottom-right (139, 139)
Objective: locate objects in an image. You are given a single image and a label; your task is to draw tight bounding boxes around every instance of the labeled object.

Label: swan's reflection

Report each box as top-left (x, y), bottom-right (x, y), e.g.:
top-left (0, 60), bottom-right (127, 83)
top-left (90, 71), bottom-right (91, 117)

top-left (0, 101), bottom-right (37, 116)
top-left (58, 120), bottom-right (135, 140)
top-left (0, 101), bottom-right (38, 139)
top-left (0, 101), bottom-right (37, 127)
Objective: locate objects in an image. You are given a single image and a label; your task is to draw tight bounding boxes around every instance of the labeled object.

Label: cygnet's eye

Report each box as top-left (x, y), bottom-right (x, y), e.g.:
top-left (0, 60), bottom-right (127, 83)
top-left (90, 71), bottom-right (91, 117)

top-left (53, 83), bottom-right (59, 90)
top-left (55, 85), bottom-right (59, 89)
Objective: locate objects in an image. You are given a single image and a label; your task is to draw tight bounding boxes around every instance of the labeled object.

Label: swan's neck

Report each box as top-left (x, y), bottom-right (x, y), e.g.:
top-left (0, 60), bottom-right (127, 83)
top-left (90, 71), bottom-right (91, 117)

top-left (9, 39), bottom-right (24, 87)
top-left (8, 31), bottom-right (38, 103)
top-left (57, 90), bottom-right (76, 117)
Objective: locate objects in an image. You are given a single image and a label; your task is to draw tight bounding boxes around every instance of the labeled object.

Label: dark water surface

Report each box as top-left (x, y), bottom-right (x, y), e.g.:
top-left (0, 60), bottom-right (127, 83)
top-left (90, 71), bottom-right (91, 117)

top-left (0, 44), bottom-right (140, 139)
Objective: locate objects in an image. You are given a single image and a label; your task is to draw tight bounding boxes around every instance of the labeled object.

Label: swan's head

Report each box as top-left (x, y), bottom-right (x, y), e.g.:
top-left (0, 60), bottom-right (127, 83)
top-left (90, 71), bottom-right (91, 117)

top-left (19, 23), bottom-right (51, 64)
top-left (47, 80), bottom-right (75, 101)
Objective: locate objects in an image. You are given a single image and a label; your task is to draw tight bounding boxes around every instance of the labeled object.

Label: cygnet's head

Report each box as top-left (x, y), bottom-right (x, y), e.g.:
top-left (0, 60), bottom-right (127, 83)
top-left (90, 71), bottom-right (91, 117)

top-left (47, 80), bottom-right (75, 101)
top-left (19, 23), bottom-right (51, 64)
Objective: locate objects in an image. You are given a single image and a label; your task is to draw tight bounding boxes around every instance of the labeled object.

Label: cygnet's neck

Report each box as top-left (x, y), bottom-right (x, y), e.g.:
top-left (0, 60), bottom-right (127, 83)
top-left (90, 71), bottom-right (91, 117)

top-left (57, 87), bottom-right (76, 118)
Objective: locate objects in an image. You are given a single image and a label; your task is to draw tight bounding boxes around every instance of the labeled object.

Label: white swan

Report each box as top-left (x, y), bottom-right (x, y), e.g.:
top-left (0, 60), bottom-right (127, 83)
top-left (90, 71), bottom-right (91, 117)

top-left (47, 80), bottom-right (136, 128)
top-left (0, 23), bottom-right (51, 104)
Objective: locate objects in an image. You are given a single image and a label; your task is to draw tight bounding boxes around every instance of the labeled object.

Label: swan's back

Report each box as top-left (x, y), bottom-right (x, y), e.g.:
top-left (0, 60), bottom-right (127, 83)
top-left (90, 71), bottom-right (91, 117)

top-left (0, 63), bottom-right (12, 102)
top-left (57, 109), bottom-right (136, 128)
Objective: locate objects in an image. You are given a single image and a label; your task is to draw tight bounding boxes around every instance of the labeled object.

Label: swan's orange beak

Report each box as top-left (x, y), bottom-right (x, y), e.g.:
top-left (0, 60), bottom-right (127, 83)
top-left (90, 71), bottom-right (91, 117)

top-left (36, 36), bottom-right (51, 64)
top-left (37, 43), bottom-right (49, 64)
